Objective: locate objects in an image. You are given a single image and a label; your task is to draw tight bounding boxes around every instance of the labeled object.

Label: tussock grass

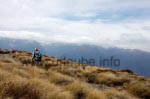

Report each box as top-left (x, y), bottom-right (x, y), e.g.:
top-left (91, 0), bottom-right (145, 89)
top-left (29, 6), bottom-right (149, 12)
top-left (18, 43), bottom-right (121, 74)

top-left (0, 63), bottom-right (14, 72)
top-left (105, 89), bottom-right (137, 99)
top-left (0, 69), bottom-right (24, 82)
top-left (42, 61), bottom-right (58, 70)
top-left (65, 81), bottom-right (106, 99)
top-left (0, 67), bottom-right (74, 99)
top-left (0, 49), bottom-right (9, 54)
top-left (2, 81), bottom-right (41, 99)
top-left (56, 66), bottom-right (88, 78)
top-left (127, 81), bottom-right (150, 99)
top-left (85, 72), bottom-right (130, 86)
top-left (11, 52), bottom-right (32, 65)
top-left (65, 81), bottom-right (89, 99)
top-left (0, 50), bottom-right (150, 99)
top-left (0, 58), bottom-right (12, 63)
top-left (96, 73), bottom-right (130, 86)
top-left (26, 79), bottom-right (74, 99)
top-left (0, 70), bottom-right (13, 82)
top-left (47, 70), bottom-right (74, 85)
top-left (18, 56), bottom-right (32, 65)
top-left (12, 68), bottom-right (31, 78)
top-left (25, 66), bottom-right (46, 78)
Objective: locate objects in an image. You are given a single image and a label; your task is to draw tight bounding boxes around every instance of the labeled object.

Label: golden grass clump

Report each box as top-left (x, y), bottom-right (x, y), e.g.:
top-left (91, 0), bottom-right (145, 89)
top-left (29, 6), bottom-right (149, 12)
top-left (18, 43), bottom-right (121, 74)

top-left (96, 72), bottom-right (130, 86)
top-left (65, 81), bottom-right (89, 99)
top-left (0, 69), bottom-right (24, 83)
top-left (12, 68), bottom-right (31, 78)
top-left (105, 89), bottom-right (137, 99)
top-left (28, 79), bottom-right (74, 99)
top-left (65, 81), bottom-right (106, 99)
top-left (25, 66), bottom-right (46, 78)
top-left (0, 49), bottom-right (10, 54)
top-left (127, 81), bottom-right (150, 99)
top-left (0, 75), bottom-right (74, 99)
top-left (85, 72), bottom-right (130, 86)
top-left (18, 56), bottom-right (32, 65)
top-left (55, 66), bottom-right (87, 78)
top-left (0, 58), bottom-right (13, 63)
top-left (0, 63), bottom-right (17, 72)
top-left (42, 61), bottom-right (58, 70)
top-left (47, 70), bottom-right (74, 85)
top-left (0, 69), bottom-right (13, 82)
top-left (2, 81), bottom-right (41, 99)
top-left (86, 88), bottom-right (107, 99)
top-left (11, 51), bottom-right (32, 65)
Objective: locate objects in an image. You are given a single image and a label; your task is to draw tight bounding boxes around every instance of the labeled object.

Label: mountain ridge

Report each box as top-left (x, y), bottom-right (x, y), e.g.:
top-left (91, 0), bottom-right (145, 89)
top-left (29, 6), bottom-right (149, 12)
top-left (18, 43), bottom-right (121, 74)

top-left (0, 37), bottom-right (150, 77)
top-left (0, 48), bottom-right (150, 99)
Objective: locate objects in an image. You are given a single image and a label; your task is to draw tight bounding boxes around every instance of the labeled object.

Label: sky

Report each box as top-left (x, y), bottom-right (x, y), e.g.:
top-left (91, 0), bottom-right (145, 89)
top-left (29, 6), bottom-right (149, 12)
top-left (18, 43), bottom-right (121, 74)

top-left (0, 0), bottom-right (150, 51)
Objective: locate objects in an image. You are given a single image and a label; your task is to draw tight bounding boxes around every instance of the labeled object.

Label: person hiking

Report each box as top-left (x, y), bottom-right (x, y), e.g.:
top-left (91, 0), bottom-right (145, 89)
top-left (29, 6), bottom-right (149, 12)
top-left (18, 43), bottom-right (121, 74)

top-left (32, 48), bottom-right (42, 66)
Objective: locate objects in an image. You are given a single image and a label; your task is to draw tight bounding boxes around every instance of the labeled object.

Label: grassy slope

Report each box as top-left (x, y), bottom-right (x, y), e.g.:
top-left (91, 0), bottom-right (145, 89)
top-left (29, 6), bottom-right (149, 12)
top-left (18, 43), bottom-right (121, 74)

top-left (0, 49), bottom-right (149, 99)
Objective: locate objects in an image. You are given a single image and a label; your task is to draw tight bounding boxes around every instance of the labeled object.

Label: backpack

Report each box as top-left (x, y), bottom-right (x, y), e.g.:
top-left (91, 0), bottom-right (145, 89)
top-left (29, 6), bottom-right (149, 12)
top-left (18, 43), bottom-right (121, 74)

top-left (34, 51), bottom-right (42, 61)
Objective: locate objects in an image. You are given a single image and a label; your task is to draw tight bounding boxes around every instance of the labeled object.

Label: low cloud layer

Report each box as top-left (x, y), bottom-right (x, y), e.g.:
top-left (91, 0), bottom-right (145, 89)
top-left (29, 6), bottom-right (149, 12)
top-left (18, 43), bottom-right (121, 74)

top-left (0, 0), bottom-right (150, 52)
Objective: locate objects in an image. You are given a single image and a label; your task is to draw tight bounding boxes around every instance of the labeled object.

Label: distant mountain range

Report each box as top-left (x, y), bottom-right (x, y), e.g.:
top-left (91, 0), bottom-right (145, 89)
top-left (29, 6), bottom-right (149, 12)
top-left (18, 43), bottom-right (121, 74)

top-left (0, 37), bottom-right (150, 77)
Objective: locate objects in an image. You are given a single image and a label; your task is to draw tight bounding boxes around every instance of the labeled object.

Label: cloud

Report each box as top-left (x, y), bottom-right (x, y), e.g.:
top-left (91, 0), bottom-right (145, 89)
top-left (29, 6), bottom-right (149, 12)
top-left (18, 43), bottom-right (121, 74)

top-left (0, 0), bottom-right (150, 52)
top-left (0, 17), bottom-right (150, 51)
top-left (1, 0), bottom-right (150, 18)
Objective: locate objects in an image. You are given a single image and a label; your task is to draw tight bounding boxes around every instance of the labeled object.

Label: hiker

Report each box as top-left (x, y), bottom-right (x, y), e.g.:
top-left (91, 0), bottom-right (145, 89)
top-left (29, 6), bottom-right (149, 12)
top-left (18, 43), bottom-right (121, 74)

top-left (32, 48), bottom-right (42, 66)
